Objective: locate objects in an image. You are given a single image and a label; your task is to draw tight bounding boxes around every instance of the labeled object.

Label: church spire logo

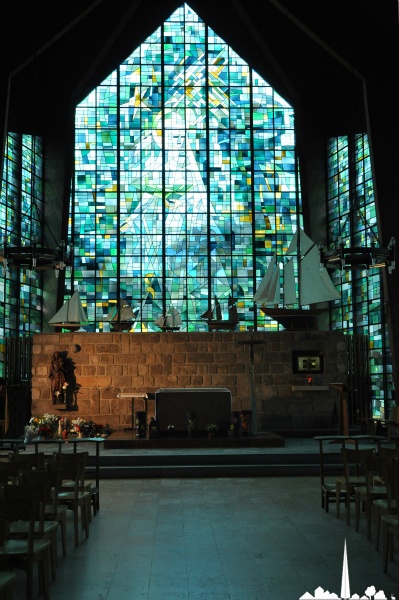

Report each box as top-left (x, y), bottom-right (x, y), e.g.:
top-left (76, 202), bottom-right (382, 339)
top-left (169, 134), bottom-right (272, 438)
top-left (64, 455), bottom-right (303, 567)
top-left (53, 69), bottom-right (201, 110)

top-left (299, 540), bottom-right (394, 599)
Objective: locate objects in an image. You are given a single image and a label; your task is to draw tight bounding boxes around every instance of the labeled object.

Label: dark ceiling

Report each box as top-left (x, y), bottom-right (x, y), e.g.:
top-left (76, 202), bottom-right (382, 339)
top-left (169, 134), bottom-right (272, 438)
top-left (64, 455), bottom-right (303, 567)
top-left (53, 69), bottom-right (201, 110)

top-left (3, 0), bottom-right (398, 137)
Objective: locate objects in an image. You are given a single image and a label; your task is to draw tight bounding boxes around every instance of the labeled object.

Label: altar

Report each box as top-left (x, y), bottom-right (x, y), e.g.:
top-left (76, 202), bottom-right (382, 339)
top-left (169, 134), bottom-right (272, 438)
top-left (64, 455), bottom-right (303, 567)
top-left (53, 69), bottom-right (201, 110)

top-left (155, 388), bottom-right (232, 434)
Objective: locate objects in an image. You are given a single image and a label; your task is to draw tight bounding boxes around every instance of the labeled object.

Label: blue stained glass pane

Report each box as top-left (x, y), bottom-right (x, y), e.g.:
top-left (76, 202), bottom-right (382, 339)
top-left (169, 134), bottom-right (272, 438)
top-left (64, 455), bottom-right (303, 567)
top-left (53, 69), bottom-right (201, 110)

top-left (70, 2), bottom-right (304, 333)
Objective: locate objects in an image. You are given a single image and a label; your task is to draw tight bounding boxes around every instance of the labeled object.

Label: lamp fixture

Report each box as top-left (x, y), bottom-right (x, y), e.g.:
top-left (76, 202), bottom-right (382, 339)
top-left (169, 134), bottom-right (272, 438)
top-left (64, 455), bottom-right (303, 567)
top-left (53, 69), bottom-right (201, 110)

top-left (0, 235), bottom-right (72, 276)
top-left (318, 236), bottom-right (396, 275)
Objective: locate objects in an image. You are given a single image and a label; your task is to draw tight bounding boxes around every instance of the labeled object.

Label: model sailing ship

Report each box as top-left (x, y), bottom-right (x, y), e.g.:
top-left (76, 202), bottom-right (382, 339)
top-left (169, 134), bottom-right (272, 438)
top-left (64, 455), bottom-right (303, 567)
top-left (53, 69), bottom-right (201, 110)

top-left (201, 295), bottom-right (239, 331)
top-left (106, 299), bottom-right (137, 331)
top-left (48, 290), bottom-right (89, 331)
top-left (154, 307), bottom-right (182, 331)
top-left (253, 228), bottom-right (340, 330)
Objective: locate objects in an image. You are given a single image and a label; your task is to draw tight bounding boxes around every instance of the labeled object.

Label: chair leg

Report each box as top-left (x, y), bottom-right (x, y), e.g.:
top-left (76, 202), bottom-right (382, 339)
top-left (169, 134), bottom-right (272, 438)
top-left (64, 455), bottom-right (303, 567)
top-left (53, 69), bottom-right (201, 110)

top-left (26, 562), bottom-right (34, 600)
top-left (355, 493), bottom-right (361, 531)
top-left (61, 512), bottom-right (67, 557)
top-left (336, 483), bottom-right (342, 518)
top-left (374, 505), bottom-right (381, 550)
top-left (50, 531), bottom-right (57, 581)
top-left (39, 548), bottom-right (50, 600)
top-left (382, 521), bottom-right (390, 573)
top-left (365, 502), bottom-right (372, 540)
top-left (82, 502), bottom-right (90, 539)
top-left (74, 507), bottom-right (79, 547)
top-left (92, 490), bottom-right (98, 517)
top-left (345, 489), bottom-right (351, 525)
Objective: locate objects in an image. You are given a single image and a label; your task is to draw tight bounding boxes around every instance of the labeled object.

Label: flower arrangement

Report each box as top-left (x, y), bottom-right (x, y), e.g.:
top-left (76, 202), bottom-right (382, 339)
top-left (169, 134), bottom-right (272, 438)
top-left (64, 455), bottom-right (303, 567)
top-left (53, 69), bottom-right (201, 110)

top-left (24, 414), bottom-right (114, 442)
top-left (205, 423), bottom-right (220, 432)
top-left (70, 417), bottom-right (86, 434)
top-left (26, 413), bottom-right (60, 440)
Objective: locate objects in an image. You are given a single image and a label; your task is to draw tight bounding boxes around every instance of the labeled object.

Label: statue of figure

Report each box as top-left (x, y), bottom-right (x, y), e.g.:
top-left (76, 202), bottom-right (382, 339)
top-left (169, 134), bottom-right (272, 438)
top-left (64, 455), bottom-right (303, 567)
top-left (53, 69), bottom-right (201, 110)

top-left (49, 351), bottom-right (67, 404)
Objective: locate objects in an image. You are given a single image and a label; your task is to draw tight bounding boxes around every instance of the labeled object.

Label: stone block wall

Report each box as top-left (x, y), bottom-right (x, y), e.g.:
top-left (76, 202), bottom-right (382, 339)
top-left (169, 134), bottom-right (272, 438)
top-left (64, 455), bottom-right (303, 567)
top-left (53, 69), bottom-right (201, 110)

top-left (31, 330), bottom-right (347, 432)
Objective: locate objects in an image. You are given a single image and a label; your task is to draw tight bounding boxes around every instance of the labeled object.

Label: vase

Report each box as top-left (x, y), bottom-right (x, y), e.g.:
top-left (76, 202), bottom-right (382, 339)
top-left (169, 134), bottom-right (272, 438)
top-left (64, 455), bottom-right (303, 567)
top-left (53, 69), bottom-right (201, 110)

top-left (78, 431), bottom-right (83, 438)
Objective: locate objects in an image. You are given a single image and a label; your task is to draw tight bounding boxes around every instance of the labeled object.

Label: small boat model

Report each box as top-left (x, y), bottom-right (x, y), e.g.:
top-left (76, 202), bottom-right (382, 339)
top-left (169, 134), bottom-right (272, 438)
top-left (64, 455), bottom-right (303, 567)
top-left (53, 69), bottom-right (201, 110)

top-left (106, 299), bottom-right (136, 331)
top-left (201, 295), bottom-right (239, 331)
top-left (48, 291), bottom-right (88, 332)
top-left (253, 227), bottom-right (340, 330)
top-left (154, 307), bottom-right (182, 331)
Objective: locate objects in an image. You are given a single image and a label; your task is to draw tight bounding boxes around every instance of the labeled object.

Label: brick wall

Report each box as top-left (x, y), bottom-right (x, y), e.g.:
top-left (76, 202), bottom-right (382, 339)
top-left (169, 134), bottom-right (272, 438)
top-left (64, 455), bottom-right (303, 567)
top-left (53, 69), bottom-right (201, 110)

top-left (31, 330), bottom-right (347, 432)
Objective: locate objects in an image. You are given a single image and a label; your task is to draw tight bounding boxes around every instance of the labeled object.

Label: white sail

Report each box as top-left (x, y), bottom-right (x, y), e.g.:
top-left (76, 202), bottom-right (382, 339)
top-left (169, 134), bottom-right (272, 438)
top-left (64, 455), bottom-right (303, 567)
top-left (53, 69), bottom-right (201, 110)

top-left (155, 307), bottom-right (182, 329)
top-left (49, 291), bottom-right (88, 326)
top-left (165, 307), bottom-right (182, 327)
top-left (154, 314), bottom-right (166, 327)
top-left (253, 253), bottom-right (280, 305)
top-left (283, 258), bottom-right (297, 306)
top-left (254, 227), bottom-right (340, 309)
top-left (107, 300), bottom-right (135, 322)
top-left (301, 245), bottom-right (341, 304)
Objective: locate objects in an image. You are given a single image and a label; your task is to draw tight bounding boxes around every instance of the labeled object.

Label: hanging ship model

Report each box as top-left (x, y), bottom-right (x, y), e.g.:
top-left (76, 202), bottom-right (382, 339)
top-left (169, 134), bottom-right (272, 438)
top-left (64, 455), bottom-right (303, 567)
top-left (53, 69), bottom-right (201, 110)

top-left (48, 290), bottom-right (89, 332)
top-left (253, 227), bottom-right (340, 330)
top-left (154, 307), bottom-right (182, 332)
top-left (106, 299), bottom-right (138, 331)
top-left (201, 295), bottom-right (239, 331)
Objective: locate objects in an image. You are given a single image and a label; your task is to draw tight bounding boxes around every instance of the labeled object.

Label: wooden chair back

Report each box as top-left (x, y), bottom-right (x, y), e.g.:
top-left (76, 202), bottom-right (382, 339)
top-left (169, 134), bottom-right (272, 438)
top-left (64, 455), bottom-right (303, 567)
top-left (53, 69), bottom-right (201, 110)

top-left (361, 452), bottom-right (388, 492)
top-left (8, 451), bottom-right (45, 470)
top-left (385, 457), bottom-right (399, 511)
top-left (0, 492), bottom-right (42, 552)
top-left (341, 447), bottom-right (375, 481)
top-left (0, 460), bottom-right (33, 484)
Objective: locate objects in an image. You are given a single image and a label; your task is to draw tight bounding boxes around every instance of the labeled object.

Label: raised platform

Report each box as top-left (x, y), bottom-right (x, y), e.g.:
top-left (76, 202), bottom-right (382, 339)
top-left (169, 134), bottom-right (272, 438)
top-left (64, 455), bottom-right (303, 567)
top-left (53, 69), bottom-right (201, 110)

top-left (104, 429), bottom-right (285, 450)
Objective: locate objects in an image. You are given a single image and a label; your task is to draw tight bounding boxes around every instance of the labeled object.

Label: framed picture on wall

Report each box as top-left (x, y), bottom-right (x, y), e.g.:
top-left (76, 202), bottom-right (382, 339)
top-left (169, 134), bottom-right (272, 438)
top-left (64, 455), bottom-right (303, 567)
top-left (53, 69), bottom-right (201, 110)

top-left (292, 351), bottom-right (324, 374)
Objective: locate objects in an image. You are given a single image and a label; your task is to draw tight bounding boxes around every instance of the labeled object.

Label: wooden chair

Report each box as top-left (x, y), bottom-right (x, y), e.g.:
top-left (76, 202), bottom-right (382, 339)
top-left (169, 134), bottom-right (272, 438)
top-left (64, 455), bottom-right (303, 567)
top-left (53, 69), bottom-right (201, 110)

top-left (50, 455), bottom-right (90, 547)
top-left (372, 449), bottom-right (398, 550)
top-left (0, 494), bottom-right (51, 600)
top-left (0, 461), bottom-right (33, 485)
top-left (315, 436), bottom-right (347, 513)
top-left (381, 457), bottom-right (399, 573)
top-left (0, 571), bottom-right (16, 600)
top-left (8, 452), bottom-right (45, 471)
top-left (2, 482), bottom-right (57, 583)
top-left (336, 447), bottom-right (375, 525)
top-left (42, 465), bottom-right (68, 558)
top-left (353, 452), bottom-right (387, 539)
top-left (18, 471), bottom-right (65, 580)
top-left (54, 451), bottom-right (98, 521)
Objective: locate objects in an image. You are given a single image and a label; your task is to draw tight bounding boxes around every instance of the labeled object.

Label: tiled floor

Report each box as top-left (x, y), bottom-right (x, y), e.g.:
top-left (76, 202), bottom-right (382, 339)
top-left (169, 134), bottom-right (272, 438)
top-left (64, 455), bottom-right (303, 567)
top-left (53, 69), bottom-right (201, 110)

top-left (9, 440), bottom-right (399, 599)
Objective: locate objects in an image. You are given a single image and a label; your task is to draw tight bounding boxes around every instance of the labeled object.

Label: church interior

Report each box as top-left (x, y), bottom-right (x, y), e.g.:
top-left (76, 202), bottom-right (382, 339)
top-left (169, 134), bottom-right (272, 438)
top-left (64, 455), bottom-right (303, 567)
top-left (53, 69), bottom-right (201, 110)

top-left (1, 2), bottom-right (399, 598)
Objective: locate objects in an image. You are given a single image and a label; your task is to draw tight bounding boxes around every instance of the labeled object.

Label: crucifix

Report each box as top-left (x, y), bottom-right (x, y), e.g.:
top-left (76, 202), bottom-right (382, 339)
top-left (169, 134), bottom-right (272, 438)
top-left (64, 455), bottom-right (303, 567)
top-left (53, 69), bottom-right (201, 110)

top-left (236, 328), bottom-right (265, 435)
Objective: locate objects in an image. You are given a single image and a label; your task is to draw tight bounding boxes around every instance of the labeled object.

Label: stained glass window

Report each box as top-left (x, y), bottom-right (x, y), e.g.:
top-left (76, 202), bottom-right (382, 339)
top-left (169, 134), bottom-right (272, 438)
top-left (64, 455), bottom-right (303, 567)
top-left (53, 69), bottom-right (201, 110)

top-left (0, 133), bottom-right (43, 371)
top-left (69, 3), bottom-right (301, 332)
top-left (327, 134), bottom-right (394, 419)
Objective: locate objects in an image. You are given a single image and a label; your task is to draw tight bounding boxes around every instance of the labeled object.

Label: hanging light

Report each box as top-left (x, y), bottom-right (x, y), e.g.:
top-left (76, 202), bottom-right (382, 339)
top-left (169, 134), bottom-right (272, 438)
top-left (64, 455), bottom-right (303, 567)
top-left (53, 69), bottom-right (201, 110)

top-left (0, 234), bottom-right (72, 275)
top-left (319, 236), bottom-right (396, 275)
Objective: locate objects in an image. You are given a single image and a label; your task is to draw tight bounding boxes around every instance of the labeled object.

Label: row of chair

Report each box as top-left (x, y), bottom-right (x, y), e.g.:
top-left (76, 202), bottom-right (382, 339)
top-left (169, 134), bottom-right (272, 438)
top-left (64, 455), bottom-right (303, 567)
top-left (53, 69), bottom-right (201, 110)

top-left (320, 443), bottom-right (399, 574)
top-left (0, 450), bottom-right (97, 599)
